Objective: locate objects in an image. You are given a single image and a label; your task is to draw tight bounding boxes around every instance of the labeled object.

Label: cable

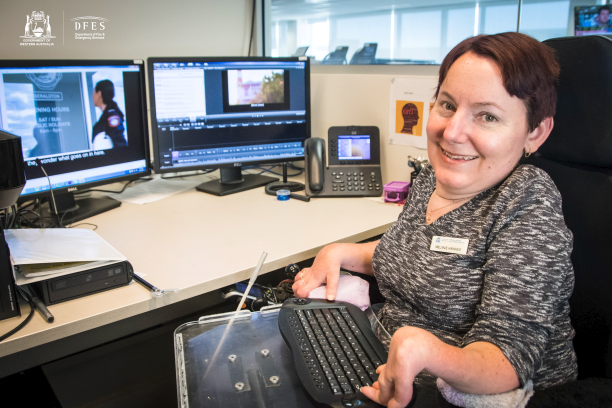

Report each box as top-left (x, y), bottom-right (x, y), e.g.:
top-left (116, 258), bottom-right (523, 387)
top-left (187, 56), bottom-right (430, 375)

top-left (35, 159), bottom-right (62, 227)
top-left (75, 177), bottom-right (153, 194)
top-left (8, 205), bottom-right (17, 229)
top-left (287, 163), bottom-right (304, 170)
top-left (0, 286), bottom-right (36, 342)
top-left (248, 0), bottom-right (256, 56)
top-left (15, 209), bottom-right (43, 228)
top-left (68, 222), bottom-right (98, 230)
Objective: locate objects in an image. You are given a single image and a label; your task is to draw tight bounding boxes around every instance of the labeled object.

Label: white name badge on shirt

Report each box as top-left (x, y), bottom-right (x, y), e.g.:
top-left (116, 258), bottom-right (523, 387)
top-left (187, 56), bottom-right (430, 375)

top-left (430, 236), bottom-right (469, 255)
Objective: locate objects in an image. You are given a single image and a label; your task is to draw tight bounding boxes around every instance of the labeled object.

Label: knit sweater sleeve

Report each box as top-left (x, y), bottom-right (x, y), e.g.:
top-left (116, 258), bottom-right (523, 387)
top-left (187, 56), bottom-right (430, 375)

top-left (461, 169), bottom-right (574, 387)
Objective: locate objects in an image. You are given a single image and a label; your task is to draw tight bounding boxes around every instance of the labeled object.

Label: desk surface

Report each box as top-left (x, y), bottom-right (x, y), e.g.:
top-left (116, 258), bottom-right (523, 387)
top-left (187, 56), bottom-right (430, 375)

top-left (0, 175), bottom-right (403, 360)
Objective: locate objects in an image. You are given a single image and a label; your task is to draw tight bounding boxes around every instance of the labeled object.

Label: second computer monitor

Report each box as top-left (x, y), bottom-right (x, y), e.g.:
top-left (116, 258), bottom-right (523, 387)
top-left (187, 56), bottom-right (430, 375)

top-left (148, 57), bottom-right (310, 196)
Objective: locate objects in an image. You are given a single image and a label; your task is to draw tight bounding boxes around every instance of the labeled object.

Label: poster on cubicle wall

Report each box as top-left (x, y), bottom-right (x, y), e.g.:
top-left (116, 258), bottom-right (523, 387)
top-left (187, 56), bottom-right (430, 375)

top-left (388, 76), bottom-right (438, 150)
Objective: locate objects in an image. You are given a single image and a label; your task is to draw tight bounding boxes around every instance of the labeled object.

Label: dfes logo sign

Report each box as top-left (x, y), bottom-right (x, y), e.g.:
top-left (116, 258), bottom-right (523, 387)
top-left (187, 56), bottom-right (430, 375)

top-left (71, 16), bottom-right (108, 41)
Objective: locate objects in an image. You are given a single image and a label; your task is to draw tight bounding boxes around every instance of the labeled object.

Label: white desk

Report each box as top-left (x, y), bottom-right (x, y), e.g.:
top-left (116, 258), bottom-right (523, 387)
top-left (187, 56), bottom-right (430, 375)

top-left (0, 175), bottom-right (403, 363)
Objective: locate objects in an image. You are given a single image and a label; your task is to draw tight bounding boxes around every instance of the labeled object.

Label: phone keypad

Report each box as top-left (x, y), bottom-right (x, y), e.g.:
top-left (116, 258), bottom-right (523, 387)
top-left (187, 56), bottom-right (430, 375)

top-left (331, 170), bottom-right (381, 193)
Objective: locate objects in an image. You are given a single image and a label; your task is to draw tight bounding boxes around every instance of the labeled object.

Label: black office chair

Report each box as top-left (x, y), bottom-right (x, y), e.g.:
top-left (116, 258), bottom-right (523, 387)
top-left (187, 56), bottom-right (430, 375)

top-left (321, 46), bottom-right (349, 65)
top-left (349, 43), bottom-right (377, 65)
top-left (522, 35), bottom-right (612, 405)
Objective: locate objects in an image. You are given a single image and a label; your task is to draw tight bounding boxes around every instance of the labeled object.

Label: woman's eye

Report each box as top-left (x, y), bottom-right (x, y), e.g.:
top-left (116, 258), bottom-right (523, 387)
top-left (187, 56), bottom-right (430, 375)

top-left (443, 102), bottom-right (454, 110)
top-left (484, 114), bottom-right (497, 122)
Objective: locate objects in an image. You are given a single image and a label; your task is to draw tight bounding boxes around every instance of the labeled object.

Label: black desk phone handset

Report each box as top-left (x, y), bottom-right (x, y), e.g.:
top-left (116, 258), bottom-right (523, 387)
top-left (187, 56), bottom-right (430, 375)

top-left (305, 126), bottom-right (383, 197)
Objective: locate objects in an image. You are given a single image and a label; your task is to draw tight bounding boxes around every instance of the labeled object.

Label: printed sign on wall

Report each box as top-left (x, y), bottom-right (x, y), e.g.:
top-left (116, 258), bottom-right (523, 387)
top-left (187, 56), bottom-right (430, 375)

top-left (388, 77), bottom-right (438, 150)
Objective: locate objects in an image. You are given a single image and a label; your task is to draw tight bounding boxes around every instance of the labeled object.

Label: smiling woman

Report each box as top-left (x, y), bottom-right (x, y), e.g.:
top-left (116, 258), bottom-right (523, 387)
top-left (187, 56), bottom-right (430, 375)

top-left (425, 32), bottom-right (559, 219)
top-left (293, 32), bottom-right (578, 407)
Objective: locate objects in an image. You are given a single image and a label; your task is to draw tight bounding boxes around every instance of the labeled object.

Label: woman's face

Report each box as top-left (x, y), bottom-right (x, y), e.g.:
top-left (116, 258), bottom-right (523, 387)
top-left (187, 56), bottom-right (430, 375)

top-left (426, 52), bottom-right (533, 197)
top-left (93, 90), bottom-right (103, 109)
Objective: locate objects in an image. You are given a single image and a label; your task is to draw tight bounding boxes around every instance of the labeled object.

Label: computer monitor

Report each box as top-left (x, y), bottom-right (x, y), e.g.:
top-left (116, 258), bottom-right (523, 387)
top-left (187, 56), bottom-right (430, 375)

top-left (148, 56), bottom-right (310, 196)
top-left (575, 6), bottom-right (612, 36)
top-left (0, 60), bottom-right (151, 223)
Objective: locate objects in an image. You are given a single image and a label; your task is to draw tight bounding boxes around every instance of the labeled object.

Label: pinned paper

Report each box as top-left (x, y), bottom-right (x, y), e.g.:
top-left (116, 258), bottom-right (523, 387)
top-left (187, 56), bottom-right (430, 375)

top-left (389, 76), bottom-right (438, 149)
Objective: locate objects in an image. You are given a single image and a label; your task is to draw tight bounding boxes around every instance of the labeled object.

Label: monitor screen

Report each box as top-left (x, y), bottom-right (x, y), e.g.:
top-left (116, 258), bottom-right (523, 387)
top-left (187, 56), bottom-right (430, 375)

top-left (148, 57), bottom-right (310, 181)
top-left (0, 60), bottom-right (150, 222)
top-left (575, 6), bottom-right (612, 36)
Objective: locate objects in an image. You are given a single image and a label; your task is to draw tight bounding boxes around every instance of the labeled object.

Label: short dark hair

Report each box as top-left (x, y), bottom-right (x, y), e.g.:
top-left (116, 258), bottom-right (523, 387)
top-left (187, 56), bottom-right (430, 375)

top-left (599, 6), bottom-right (610, 15)
top-left (434, 32), bottom-right (560, 132)
top-left (95, 80), bottom-right (115, 105)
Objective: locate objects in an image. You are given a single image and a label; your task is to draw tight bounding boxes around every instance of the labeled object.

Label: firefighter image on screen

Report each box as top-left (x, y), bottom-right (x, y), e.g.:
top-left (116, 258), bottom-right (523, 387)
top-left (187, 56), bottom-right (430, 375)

top-left (92, 80), bottom-right (126, 148)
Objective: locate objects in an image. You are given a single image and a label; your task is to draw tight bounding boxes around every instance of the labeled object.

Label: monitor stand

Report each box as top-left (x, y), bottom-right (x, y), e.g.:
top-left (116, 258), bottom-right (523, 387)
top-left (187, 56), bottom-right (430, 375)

top-left (45, 191), bottom-right (121, 225)
top-left (196, 167), bottom-right (278, 196)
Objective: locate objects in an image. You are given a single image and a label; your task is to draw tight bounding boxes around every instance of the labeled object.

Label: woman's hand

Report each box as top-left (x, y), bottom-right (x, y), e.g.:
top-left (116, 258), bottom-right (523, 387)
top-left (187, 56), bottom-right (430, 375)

top-left (361, 327), bottom-right (520, 406)
top-left (292, 241), bottom-right (379, 300)
top-left (361, 327), bottom-right (432, 408)
top-left (292, 244), bottom-right (343, 300)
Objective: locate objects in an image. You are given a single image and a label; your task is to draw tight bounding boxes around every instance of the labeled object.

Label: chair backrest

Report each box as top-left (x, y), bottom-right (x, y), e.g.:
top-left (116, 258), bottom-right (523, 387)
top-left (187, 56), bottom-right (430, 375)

top-left (524, 35), bottom-right (612, 379)
top-left (292, 46), bottom-right (309, 57)
top-left (349, 43), bottom-right (378, 65)
top-left (321, 46), bottom-right (349, 65)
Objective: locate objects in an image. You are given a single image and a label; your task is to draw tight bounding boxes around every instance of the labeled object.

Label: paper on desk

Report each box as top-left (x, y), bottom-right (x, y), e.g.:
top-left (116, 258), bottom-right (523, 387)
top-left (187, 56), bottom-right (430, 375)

top-left (109, 177), bottom-right (203, 204)
top-left (5, 229), bottom-right (126, 285)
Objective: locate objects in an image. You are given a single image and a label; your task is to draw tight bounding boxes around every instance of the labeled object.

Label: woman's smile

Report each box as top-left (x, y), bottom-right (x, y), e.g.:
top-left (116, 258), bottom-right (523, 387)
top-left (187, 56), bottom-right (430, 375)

top-left (440, 147), bottom-right (478, 162)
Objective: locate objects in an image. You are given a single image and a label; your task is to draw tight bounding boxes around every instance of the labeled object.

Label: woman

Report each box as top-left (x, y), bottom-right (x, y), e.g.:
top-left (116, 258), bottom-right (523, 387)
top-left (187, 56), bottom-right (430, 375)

top-left (293, 32), bottom-right (577, 407)
top-left (92, 79), bottom-right (127, 148)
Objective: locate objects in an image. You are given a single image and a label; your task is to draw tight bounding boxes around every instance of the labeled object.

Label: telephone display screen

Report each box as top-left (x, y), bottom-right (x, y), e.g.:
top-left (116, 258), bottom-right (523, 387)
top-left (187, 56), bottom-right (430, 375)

top-left (338, 135), bottom-right (371, 160)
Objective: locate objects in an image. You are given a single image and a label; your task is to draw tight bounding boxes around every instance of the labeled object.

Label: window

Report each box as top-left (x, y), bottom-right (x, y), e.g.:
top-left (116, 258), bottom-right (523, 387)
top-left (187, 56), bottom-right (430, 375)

top-left (268, 0), bottom-right (606, 65)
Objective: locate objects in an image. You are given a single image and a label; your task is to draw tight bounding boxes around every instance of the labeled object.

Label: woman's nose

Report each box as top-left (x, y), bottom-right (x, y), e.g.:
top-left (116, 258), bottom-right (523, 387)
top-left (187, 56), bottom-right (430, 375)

top-left (443, 112), bottom-right (470, 144)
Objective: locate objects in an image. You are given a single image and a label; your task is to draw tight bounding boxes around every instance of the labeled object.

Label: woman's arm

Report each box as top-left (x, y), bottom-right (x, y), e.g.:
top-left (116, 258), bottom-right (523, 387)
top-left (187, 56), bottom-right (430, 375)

top-left (292, 241), bottom-right (379, 299)
top-left (361, 327), bottom-right (519, 408)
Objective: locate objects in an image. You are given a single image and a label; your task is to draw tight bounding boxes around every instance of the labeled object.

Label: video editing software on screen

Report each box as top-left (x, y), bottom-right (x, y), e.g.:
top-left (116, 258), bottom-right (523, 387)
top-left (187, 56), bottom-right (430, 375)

top-left (0, 63), bottom-right (148, 196)
top-left (151, 60), bottom-right (308, 170)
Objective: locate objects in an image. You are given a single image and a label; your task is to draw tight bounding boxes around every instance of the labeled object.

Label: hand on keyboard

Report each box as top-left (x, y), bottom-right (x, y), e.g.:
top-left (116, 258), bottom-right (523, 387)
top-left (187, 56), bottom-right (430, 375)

top-left (360, 327), bottom-right (427, 408)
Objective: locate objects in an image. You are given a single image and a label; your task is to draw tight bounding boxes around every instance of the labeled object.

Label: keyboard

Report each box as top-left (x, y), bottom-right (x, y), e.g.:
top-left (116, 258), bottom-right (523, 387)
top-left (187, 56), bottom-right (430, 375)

top-left (279, 298), bottom-right (417, 408)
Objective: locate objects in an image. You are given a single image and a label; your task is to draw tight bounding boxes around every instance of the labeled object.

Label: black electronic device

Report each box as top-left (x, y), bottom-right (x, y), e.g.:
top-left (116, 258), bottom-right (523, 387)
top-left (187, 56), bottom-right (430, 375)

top-left (279, 298), bottom-right (417, 408)
top-left (0, 130), bottom-right (26, 321)
top-left (29, 260), bottom-right (134, 305)
top-left (350, 43), bottom-right (378, 65)
top-left (305, 126), bottom-right (383, 197)
top-left (0, 227), bottom-right (20, 321)
top-left (0, 59), bottom-right (151, 224)
top-left (147, 56), bottom-right (311, 196)
top-left (321, 47), bottom-right (349, 65)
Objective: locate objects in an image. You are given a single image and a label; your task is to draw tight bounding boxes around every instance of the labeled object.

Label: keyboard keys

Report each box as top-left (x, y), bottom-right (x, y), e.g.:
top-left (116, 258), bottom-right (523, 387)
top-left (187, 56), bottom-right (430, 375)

top-left (289, 306), bottom-right (385, 399)
top-left (341, 384), bottom-right (353, 393)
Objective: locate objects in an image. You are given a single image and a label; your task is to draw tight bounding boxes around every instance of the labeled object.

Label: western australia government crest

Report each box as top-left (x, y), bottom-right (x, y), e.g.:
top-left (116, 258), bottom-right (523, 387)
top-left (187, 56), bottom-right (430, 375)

top-left (20, 11), bottom-right (56, 46)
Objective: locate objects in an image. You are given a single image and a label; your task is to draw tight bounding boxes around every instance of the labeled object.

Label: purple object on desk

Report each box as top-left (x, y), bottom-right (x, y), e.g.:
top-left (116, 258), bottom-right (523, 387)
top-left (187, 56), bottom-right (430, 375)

top-left (384, 181), bottom-right (410, 203)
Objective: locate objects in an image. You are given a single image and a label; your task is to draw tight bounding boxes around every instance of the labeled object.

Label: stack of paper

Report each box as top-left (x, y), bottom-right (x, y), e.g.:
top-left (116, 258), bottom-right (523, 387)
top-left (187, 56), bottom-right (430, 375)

top-left (5, 229), bottom-right (126, 285)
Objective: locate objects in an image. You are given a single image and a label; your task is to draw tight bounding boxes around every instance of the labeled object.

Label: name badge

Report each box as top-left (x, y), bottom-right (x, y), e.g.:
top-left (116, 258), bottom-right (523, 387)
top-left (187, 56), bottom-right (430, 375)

top-left (430, 236), bottom-right (469, 255)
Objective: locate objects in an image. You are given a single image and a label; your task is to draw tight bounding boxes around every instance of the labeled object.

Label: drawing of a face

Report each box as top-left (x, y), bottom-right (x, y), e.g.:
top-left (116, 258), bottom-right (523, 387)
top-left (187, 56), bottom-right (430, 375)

top-left (401, 103), bottom-right (420, 134)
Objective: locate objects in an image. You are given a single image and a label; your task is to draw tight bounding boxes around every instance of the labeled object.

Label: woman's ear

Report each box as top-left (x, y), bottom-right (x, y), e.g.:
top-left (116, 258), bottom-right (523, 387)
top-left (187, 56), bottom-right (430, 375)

top-left (525, 116), bottom-right (554, 153)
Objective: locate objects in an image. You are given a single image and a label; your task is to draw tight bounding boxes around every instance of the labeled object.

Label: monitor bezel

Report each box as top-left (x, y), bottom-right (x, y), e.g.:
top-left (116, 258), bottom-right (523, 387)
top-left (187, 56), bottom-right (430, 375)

top-left (0, 59), bottom-right (152, 202)
top-left (147, 56), bottom-right (311, 174)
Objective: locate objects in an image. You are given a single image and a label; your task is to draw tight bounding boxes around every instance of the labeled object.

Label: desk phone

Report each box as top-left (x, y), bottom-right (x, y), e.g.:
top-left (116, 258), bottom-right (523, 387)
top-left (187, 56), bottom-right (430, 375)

top-left (305, 126), bottom-right (382, 198)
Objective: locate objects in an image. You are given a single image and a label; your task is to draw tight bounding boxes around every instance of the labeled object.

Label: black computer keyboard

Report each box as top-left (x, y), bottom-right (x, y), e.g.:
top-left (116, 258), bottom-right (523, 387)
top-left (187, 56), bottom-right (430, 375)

top-left (279, 298), bottom-right (417, 408)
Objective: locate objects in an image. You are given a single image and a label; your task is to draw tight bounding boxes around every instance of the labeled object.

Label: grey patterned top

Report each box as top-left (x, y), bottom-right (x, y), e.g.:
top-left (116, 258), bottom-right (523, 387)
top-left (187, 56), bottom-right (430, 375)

top-left (372, 164), bottom-right (578, 390)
